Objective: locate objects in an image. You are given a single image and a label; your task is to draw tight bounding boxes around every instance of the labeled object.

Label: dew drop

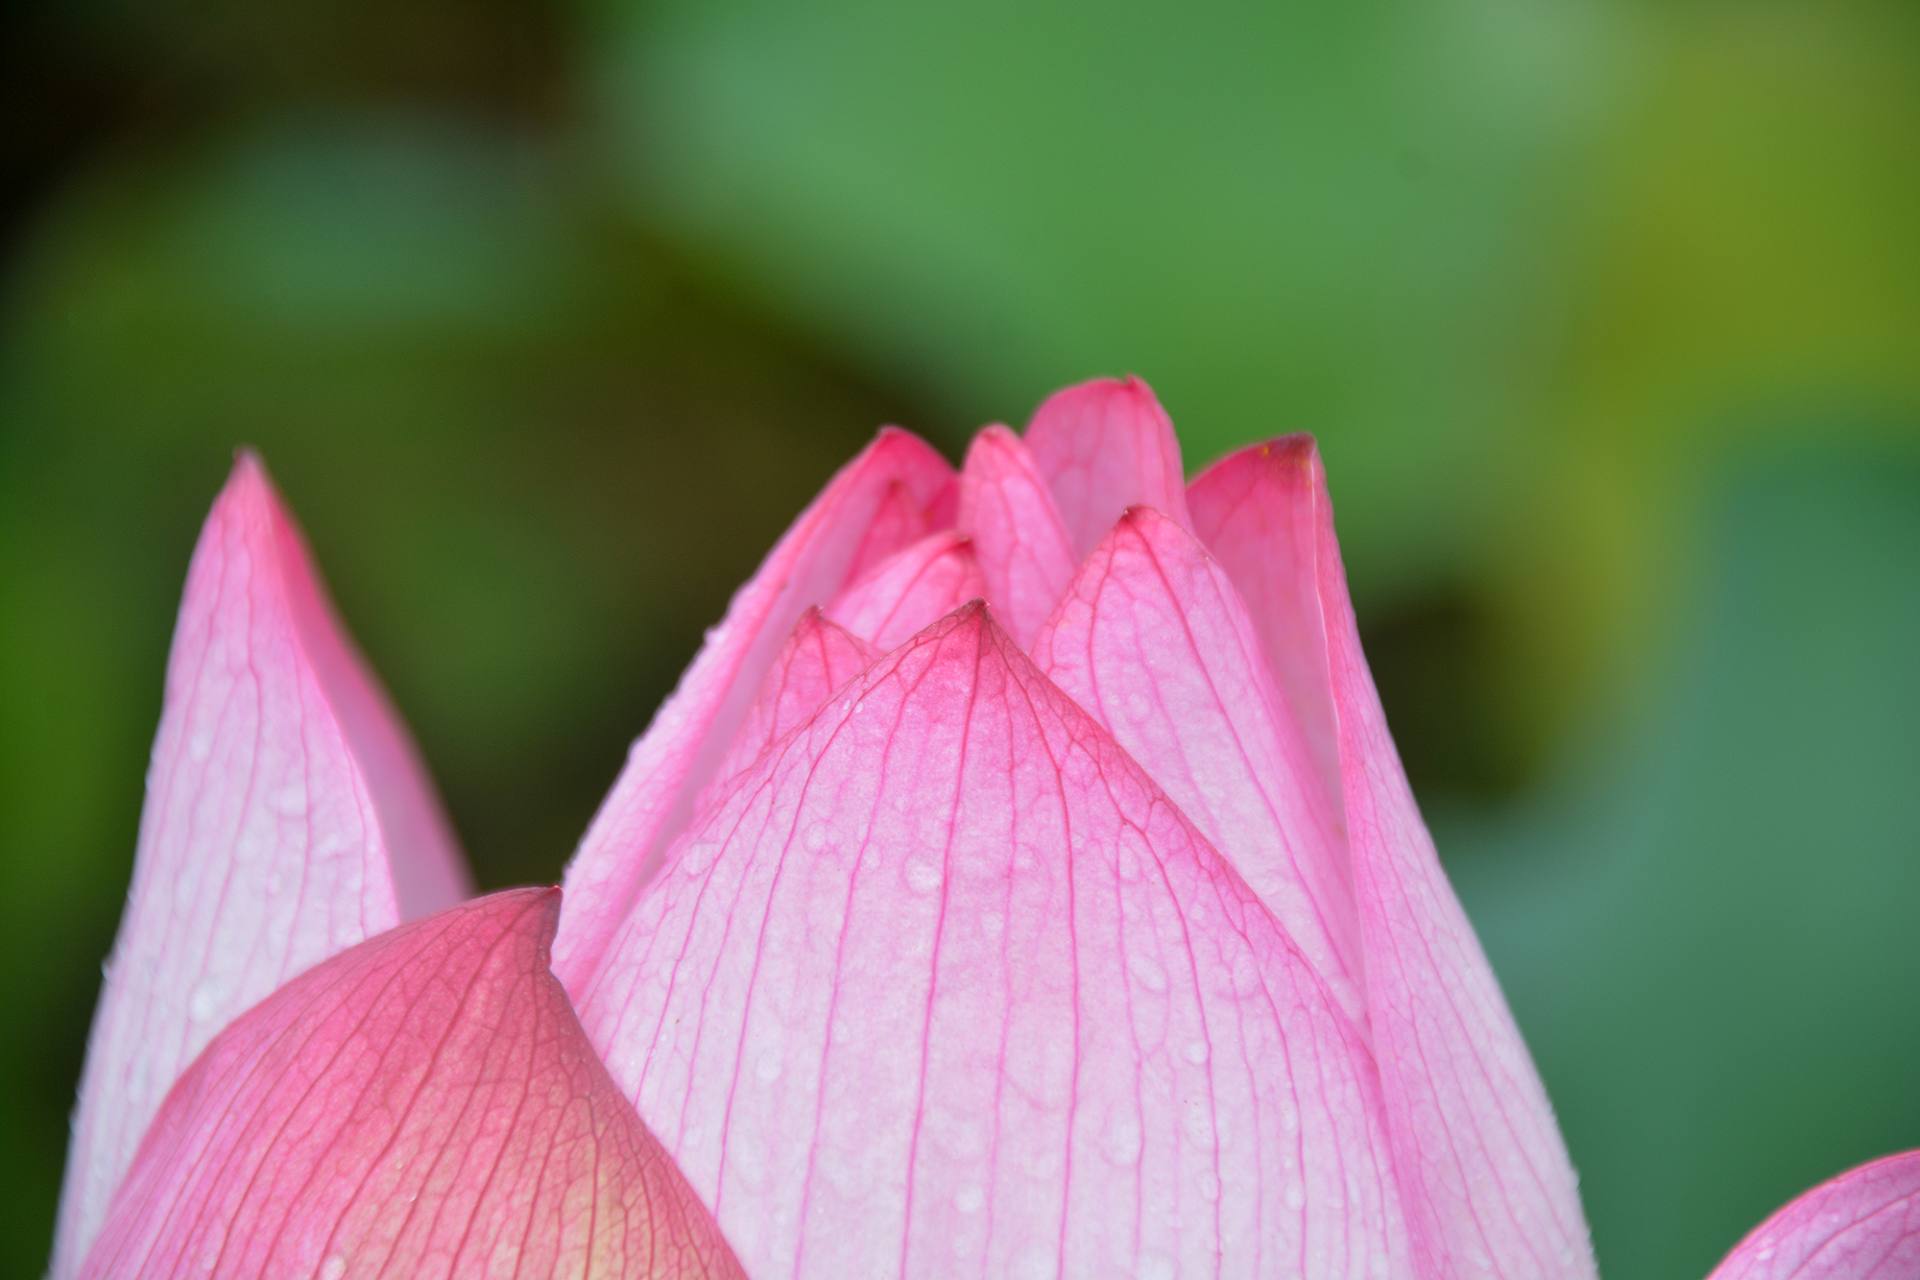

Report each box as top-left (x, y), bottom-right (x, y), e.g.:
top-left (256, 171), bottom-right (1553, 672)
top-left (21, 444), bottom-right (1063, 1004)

top-left (1127, 951), bottom-right (1168, 993)
top-left (187, 729), bottom-right (213, 763)
top-left (318, 1255), bottom-right (346, 1280)
top-left (1182, 1039), bottom-right (1210, 1065)
top-left (188, 981), bottom-right (220, 1023)
top-left (953, 1183), bottom-right (986, 1214)
top-left (679, 839), bottom-right (720, 876)
top-left (803, 823), bottom-right (833, 855)
top-left (754, 1047), bottom-right (784, 1084)
top-left (1102, 1111), bottom-right (1143, 1165)
top-left (1010, 1244), bottom-right (1058, 1280)
top-left (1285, 1181), bottom-right (1306, 1211)
top-left (903, 858), bottom-right (942, 895)
top-left (268, 782), bottom-right (307, 817)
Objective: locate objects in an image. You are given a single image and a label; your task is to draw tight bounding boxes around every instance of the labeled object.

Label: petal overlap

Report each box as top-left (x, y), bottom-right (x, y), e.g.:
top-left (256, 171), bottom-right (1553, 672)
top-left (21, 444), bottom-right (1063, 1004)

top-left (1024, 377), bottom-right (1193, 556)
top-left (955, 426), bottom-right (1078, 647)
top-left (579, 605), bottom-right (1410, 1279)
top-left (80, 890), bottom-right (742, 1280)
top-left (1033, 505), bottom-right (1363, 1022)
top-left (1191, 439), bottom-right (1596, 1278)
top-left (824, 530), bottom-right (987, 650)
top-left (713, 609), bottom-right (875, 787)
top-left (556, 429), bottom-right (954, 991)
top-left (54, 456), bottom-right (467, 1279)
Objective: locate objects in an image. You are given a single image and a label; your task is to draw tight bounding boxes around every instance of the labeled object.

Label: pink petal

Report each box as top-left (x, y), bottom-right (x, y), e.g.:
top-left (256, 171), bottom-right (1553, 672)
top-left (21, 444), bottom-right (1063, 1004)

top-left (1187, 436), bottom-right (1341, 800)
top-left (578, 605), bottom-right (1411, 1279)
top-left (712, 609), bottom-right (875, 785)
top-left (54, 454), bottom-right (468, 1279)
top-left (1023, 376), bottom-right (1193, 556)
top-left (845, 476), bottom-right (941, 584)
top-left (954, 425), bottom-right (1079, 648)
top-left (1709, 1151), bottom-right (1920, 1280)
top-left (824, 530), bottom-right (987, 650)
top-left (80, 889), bottom-right (742, 1280)
top-left (555, 429), bottom-right (953, 993)
top-left (1031, 505), bottom-right (1363, 1022)
top-left (1191, 439), bottom-right (1595, 1277)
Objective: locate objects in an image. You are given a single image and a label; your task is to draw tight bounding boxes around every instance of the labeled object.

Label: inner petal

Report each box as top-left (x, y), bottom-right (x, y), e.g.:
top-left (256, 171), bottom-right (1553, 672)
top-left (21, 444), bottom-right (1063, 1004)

top-left (825, 530), bottom-right (987, 649)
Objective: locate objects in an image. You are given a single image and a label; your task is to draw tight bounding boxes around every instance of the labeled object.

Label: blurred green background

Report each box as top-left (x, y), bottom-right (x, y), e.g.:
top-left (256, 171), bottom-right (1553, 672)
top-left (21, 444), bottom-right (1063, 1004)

top-left (2, 1), bottom-right (1916, 1274)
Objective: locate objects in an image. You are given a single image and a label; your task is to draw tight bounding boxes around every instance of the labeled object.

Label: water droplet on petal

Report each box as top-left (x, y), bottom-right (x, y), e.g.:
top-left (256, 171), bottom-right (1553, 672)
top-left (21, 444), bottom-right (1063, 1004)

top-left (1102, 1110), bottom-right (1143, 1165)
top-left (188, 981), bottom-right (219, 1023)
top-left (1127, 951), bottom-right (1167, 993)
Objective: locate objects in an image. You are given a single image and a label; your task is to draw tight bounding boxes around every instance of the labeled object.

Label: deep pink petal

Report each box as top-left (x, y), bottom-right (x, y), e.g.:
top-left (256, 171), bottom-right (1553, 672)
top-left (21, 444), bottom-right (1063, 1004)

top-left (713, 609), bottom-right (875, 785)
top-left (54, 455), bottom-right (469, 1278)
top-left (555, 429), bottom-right (953, 992)
top-left (1032, 506), bottom-right (1363, 1021)
top-left (1709, 1152), bottom-right (1920, 1280)
top-left (824, 530), bottom-right (988, 650)
top-left (80, 889), bottom-right (742, 1280)
top-left (578, 605), bottom-right (1411, 1279)
top-left (1023, 376), bottom-right (1193, 556)
top-left (1192, 439), bottom-right (1595, 1277)
top-left (954, 425), bottom-right (1078, 648)
top-left (1187, 437), bottom-right (1342, 799)
top-left (844, 476), bottom-right (940, 584)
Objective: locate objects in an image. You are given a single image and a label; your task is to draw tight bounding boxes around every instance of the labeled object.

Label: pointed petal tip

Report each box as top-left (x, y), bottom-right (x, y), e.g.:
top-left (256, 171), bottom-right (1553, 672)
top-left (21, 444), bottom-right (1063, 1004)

top-left (1023, 375), bottom-right (1190, 554)
top-left (871, 423), bottom-right (948, 463)
top-left (1029, 373), bottom-right (1168, 421)
top-left (967, 422), bottom-right (1019, 451)
top-left (214, 447), bottom-right (283, 527)
top-left (1195, 433), bottom-right (1326, 487)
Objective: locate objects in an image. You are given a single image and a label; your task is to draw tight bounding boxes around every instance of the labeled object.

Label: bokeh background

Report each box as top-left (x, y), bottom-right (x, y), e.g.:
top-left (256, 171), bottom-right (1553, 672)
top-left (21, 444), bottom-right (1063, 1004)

top-left (3, 1), bottom-right (1916, 1274)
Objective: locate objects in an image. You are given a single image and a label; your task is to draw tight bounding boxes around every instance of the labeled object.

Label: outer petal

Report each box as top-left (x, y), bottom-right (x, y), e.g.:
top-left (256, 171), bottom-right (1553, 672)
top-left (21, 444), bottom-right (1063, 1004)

top-left (1023, 376), bottom-right (1193, 556)
top-left (824, 530), bottom-right (987, 650)
top-left (54, 454), bottom-right (468, 1278)
top-left (578, 605), bottom-right (1411, 1279)
top-left (80, 889), bottom-right (742, 1280)
top-left (1032, 506), bottom-right (1363, 1022)
top-left (712, 609), bottom-right (875, 785)
top-left (1191, 439), bottom-right (1595, 1277)
top-left (1708, 1152), bottom-right (1920, 1280)
top-left (555, 428), bottom-right (953, 992)
top-left (955, 425), bottom-right (1078, 648)
top-left (1187, 437), bottom-right (1341, 800)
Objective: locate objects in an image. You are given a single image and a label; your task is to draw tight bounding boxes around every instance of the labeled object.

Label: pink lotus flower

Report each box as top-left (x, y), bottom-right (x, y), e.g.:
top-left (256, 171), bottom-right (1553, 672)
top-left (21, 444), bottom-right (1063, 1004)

top-left (52, 377), bottom-right (1916, 1278)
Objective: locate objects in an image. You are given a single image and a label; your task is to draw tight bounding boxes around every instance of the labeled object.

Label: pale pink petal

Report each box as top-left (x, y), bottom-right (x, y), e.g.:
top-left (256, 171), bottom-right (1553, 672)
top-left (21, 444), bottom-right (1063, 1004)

top-left (1032, 506), bottom-right (1363, 1022)
top-left (80, 889), bottom-right (742, 1280)
top-left (1187, 436), bottom-right (1341, 800)
top-left (53, 454), bottom-right (469, 1279)
top-left (1022, 376), bottom-right (1193, 556)
top-left (1709, 1152), bottom-right (1920, 1280)
top-left (954, 425), bottom-right (1079, 648)
top-left (578, 605), bottom-right (1411, 1279)
top-left (823, 530), bottom-right (987, 650)
top-left (712, 609), bottom-right (875, 785)
top-left (555, 429), bottom-right (953, 992)
top-left (1192, 439), bottom-right (1595, 1277)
